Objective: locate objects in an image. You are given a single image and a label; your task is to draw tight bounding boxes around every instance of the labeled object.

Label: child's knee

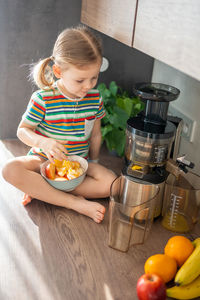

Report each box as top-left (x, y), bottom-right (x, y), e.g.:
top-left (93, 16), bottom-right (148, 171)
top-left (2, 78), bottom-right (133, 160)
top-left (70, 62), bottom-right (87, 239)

top-left (102, 173), bottom-right (117, 197)
top-left (2, 159), bottom-right (22, 184)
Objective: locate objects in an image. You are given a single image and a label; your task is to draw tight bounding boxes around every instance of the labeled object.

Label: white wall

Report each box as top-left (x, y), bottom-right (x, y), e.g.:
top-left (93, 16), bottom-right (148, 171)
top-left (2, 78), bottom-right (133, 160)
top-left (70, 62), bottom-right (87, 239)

top-left (152, 60), bottom-right (200, 175)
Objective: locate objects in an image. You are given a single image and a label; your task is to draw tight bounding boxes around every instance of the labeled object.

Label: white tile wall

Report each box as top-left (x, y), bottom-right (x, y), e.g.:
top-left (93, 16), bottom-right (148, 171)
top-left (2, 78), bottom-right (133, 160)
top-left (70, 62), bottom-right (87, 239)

top-left (152, 60), bottom-right (200, 175)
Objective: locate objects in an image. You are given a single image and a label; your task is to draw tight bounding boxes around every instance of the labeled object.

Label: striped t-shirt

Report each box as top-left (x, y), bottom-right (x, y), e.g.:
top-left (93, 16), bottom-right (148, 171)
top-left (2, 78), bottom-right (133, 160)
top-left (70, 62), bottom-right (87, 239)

top-left (22, 85), bottom-right (105, 159)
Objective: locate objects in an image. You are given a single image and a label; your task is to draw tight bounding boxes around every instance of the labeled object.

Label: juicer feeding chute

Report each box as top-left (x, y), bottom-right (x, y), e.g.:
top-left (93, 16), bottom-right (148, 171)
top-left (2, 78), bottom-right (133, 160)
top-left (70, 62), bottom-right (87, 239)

top-left (125, 83), bottom-right (180, 173)
top-left (134, 82), bottom-right (180, 125)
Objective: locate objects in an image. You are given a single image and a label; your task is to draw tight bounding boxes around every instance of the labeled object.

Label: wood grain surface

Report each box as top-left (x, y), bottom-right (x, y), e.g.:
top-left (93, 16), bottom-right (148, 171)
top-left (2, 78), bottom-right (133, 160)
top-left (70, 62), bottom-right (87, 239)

top-left (134, 0), bottom-right (200, 81)
top-left (81, 0), bottom-right (137, 46)
top-left (0, 140), bottom-right (199, 300)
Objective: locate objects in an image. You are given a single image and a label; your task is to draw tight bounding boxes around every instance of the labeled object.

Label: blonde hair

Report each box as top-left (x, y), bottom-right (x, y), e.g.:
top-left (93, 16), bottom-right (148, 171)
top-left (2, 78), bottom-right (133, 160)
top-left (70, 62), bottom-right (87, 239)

top-left (32, 25), bottom-right (102, 90)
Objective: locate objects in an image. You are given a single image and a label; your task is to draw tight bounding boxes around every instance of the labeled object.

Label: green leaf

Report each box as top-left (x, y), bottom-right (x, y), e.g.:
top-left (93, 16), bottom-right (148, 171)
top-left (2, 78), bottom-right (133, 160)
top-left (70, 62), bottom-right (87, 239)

top-left (101, 114), bottom-right (111, 125)
top-left (103, 88), bottom-right (111, 98)
top-left (101, 124), bottom-right (113, 138)
top-left (131, 100), bottom-right (145, 117)
top-left (97, 81), bottom-right (144, 156)
top-left (104, 128), bottom-right (126, 157)
top-left (108, 113), bottom-right (118, 126)
top-left (105, 96), bottom-right (116, 108)
top-left (115, 131), bottom-right (126, 156)
top-left (109, 81), bottom-right (118, 96)
top-left (116, 96), bottom-right (133, 117)
top-left (113, 106), bottom-right (129, 129)
top-left (97, 83), bottom-right (106, 93)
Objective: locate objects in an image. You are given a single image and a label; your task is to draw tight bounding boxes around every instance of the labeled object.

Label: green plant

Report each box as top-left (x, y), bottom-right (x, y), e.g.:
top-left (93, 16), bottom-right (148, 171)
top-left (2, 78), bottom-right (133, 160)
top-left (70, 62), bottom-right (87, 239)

top-left (98, 81), bottom-right (144, 157)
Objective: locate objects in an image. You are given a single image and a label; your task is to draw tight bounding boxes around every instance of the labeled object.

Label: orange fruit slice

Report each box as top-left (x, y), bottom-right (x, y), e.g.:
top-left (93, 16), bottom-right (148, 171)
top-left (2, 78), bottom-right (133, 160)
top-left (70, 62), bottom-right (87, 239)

top-left (56, 167), bottom-right (67, 177)
top-left (54, 159), bottom-right (63, 168)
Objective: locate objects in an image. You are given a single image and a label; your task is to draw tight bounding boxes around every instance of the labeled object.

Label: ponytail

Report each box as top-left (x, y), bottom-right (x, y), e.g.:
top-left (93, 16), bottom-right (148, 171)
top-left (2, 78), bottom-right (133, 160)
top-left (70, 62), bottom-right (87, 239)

top-left (32, 57), bottom-right (55, 90)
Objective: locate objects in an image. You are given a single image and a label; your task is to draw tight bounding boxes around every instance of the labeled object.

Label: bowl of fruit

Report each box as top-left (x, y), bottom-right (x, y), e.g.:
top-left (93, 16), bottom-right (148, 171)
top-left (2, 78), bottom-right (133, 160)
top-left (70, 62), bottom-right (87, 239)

top-left (40, 155), bottom-right (88, 191)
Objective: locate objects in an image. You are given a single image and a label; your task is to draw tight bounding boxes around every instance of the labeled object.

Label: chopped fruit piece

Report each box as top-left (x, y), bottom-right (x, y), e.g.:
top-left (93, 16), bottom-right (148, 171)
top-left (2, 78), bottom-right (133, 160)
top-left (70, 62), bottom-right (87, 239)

top-left (54, 159), bottom-right (63, 168)
top-left (72, 161), bottom-right (80, 169)
top-left (67, 167), bottom-right (83, 180)
top-left (54, 176), bottom-right (68, 181)
top-left (64, 173), bottom-right (69, 180)
top-left (62, 160), bottom-right (73, 170)
top-left (45, 159), bottom-right (84, 181)
top-left (132, 165), bottom-right (143, 171)
top-left (45, 163), bottom-right (56, 179)
top-left (56, 167), bottom-right (67, 177)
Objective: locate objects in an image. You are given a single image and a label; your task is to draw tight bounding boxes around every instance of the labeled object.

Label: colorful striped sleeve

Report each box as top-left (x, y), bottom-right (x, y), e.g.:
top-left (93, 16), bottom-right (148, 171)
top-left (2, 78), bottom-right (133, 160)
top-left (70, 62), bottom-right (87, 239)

top-left (22, 91), bottom-right (46, 126)
top-left (96, 96), bottom-right (106, 119)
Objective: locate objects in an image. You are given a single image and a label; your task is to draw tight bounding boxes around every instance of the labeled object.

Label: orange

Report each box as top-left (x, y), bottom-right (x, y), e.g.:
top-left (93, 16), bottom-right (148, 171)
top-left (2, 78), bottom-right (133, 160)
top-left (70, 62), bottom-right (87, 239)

top-left (62, 160), bottom-right (72, 170)
top-left (164, 235), bottom-right (194, 267)
top-left (54, 159), bottom-right (63, 168)
top-left (144, 254), bottom-right (177, 283)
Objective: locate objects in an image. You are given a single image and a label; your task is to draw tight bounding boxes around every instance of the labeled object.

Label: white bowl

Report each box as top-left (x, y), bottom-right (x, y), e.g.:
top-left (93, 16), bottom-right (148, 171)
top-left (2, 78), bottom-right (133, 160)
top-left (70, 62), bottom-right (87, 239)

top-left (40, 155), bottom-right (88, 192)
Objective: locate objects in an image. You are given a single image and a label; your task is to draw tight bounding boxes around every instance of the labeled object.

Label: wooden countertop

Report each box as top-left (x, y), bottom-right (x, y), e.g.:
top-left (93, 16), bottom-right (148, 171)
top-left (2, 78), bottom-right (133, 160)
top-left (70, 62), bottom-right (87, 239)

top-left (0, 140), bottom-right (199, 300)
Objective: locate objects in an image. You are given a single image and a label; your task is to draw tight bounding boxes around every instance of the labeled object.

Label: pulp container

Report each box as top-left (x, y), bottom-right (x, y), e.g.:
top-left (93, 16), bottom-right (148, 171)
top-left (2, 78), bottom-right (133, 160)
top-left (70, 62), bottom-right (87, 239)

top-left (108, 175), bottom-right (159, 252)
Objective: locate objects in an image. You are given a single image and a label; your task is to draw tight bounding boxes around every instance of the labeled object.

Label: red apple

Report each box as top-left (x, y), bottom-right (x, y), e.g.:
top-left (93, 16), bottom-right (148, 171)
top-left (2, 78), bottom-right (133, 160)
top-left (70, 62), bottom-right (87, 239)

top-left (137, 273), bottom-right (166, 300)
top-left (45, 163), bottom-right (56, 179)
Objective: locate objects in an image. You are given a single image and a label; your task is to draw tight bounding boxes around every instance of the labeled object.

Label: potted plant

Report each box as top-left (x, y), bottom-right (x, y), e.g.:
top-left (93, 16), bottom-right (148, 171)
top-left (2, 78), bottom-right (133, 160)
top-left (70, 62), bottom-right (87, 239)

top-left (97, 81), bottom-right (144, 157)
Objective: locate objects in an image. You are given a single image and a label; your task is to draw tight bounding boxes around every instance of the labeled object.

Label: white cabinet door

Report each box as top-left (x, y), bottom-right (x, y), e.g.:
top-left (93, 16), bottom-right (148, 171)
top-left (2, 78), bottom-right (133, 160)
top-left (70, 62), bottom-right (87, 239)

top-left (81, 0), bottom-right (137, 46)
top-left (134, 0), bottom-right (200, 81)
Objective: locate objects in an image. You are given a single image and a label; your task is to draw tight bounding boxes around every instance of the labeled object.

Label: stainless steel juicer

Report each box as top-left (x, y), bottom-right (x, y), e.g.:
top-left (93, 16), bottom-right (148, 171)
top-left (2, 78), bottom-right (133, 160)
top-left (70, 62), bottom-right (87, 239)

top-left (123, 82), bottom-right (182, 217)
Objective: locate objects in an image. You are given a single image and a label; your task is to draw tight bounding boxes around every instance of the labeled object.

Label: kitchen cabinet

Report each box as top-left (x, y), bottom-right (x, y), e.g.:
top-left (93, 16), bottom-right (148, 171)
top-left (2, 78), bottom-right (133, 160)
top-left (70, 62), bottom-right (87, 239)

top-left (134, 0), bottom-right (200, 81)
top-left (81, 0), bottom-right (137, 46)
top-left (81, 0), bottom-right (200, 81)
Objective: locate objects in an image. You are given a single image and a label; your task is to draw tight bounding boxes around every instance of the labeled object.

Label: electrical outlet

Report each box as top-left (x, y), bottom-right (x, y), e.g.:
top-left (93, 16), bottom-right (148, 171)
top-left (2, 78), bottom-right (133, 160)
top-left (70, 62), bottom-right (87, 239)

top-left (168, 105), bottom-right (196, 142)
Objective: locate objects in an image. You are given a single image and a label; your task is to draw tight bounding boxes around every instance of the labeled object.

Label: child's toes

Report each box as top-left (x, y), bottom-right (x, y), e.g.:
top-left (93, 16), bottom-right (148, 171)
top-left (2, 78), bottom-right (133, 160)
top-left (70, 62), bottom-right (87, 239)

top-left (102, 206), bottom-right (106, 214)
top-left (97, 205), bottom-right (106, 214)
top-left (93, 217), bottom-right (102, 223)
top-left (22, 194), bottom-right (32, 206)
top-left (97, 211), bottom-right (104, 220)
top-left (94, 214), bottom-right (104, 223)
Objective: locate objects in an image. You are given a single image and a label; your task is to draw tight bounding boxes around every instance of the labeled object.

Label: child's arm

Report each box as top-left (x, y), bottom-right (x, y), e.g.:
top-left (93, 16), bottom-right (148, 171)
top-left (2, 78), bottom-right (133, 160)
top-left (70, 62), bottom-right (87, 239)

top-left (88, 119), bottom-right (102, 162)
top-left (17, 120), bottom-right (68, 162)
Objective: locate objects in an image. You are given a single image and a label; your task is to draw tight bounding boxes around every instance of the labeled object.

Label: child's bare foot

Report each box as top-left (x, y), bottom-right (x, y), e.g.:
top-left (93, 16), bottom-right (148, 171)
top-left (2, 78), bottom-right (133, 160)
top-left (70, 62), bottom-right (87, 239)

top-left (22, 193), bottom-right (32, 206)
top-left (73, 197), bottom-right (106, 223)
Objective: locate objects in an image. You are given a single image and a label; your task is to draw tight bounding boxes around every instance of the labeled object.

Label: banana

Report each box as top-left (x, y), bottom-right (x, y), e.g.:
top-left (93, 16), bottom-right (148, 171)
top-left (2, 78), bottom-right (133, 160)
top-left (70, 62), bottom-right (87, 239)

top-left (166, 275), bottom-right (200, 299)
top-left (175, 237), bottom-right (200, 286)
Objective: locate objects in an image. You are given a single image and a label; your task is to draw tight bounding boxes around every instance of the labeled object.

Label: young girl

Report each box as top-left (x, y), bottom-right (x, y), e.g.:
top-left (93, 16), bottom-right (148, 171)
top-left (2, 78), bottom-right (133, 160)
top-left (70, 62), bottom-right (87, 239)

top-left (2, 25), bottom-right (117, 223)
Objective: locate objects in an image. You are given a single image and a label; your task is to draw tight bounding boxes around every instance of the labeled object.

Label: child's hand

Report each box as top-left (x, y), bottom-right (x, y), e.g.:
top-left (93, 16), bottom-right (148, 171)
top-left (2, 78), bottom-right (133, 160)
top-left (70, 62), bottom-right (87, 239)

top-left (40, 138), bottom-right (68, 162)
